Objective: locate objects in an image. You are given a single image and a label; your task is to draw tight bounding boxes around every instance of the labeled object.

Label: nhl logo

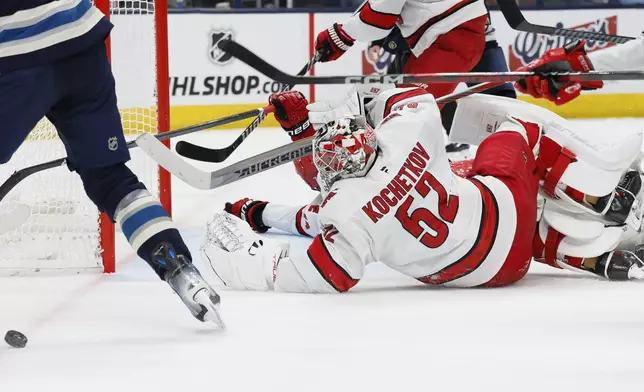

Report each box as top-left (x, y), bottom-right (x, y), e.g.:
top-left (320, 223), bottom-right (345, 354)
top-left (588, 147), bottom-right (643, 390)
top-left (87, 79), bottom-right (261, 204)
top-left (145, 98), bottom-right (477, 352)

top-left (108, 136), bottom-right (118, 151)
top-left (209, 29), bottom-right (234, 65)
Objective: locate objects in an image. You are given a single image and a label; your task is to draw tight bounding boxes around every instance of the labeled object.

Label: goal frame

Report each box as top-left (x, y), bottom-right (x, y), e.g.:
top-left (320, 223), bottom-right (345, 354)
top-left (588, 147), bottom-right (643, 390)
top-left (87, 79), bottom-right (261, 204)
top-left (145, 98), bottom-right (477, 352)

top-left (94, 0), bottom-right (172, 273)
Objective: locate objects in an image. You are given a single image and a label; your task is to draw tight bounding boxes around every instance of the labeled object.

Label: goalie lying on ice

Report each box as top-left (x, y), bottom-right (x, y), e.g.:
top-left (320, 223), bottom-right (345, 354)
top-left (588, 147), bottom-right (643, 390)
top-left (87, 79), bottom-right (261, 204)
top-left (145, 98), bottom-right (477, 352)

top-left (200, 87), bottom-right (644, 293)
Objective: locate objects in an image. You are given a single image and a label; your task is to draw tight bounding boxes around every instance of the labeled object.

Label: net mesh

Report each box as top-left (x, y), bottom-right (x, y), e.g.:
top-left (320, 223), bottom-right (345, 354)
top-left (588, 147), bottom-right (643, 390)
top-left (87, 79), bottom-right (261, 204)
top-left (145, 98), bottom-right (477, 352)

top-left (0, 1), bottom-right (163, 275)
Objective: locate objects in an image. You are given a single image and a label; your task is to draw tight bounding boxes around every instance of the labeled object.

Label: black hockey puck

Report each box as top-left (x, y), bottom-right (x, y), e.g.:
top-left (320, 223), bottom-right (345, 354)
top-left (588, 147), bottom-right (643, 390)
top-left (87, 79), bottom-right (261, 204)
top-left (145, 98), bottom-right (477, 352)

top-left (4, 330), bottom-right (28, 348)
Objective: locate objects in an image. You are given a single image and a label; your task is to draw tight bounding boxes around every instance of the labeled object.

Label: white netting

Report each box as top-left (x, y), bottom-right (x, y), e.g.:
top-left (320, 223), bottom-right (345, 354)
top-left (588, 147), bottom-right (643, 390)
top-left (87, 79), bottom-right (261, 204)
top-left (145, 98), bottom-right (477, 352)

top-left (0, 1), bottom-right (164, 275)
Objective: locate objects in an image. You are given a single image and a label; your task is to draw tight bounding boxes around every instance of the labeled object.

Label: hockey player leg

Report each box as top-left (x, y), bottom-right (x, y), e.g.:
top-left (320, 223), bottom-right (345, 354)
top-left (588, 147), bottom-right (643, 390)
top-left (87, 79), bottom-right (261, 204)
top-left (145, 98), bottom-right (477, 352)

top-left (43, 42), bottom-right (222, 326)
top-left (78, 163), bottom-right (224, 328)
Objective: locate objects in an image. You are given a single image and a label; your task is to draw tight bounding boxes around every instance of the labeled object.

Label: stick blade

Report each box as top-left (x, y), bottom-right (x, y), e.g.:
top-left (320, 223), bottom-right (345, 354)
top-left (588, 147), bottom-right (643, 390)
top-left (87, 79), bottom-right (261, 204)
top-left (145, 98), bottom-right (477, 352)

top-left (496, 0), bottom-right (633, 44)
top-left (176, 141), bottom-right (231, 163)
top-left (136, 133), bottom-right (212, 190)
top-left (496, 0), bottom-right (526, 29)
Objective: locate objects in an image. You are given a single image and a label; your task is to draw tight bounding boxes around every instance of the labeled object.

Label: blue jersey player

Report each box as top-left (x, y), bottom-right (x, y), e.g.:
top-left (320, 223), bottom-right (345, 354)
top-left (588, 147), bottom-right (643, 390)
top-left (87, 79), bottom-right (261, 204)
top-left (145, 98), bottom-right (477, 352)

top-left (0, 0), bottom-right (223, 327)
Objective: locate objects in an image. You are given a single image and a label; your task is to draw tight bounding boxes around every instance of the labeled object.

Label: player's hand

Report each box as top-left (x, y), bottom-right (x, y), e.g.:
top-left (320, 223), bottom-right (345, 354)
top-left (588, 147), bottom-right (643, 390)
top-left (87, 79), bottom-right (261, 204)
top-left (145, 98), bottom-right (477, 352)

top-left (515, 40), bottom-right (603, 105)
top-left (315, 23), bottom-right (354, 62)
top-left (269, 91), bottom-right (315, 140)
top-left (224, 198), bottom-right (270, 233)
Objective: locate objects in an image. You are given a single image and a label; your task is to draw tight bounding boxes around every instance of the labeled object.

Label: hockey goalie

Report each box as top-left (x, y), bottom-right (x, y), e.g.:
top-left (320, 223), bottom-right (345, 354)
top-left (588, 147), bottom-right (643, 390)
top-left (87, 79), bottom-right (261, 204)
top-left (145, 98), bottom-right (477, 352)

top-left (200, 86), bottom-right (644, 293)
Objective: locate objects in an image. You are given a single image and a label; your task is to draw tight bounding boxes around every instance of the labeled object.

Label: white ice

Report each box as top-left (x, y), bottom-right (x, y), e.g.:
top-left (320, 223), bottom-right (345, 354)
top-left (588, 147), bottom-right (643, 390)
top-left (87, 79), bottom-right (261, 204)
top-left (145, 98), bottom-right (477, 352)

top-left (1, 120), bottom-right (644, 392)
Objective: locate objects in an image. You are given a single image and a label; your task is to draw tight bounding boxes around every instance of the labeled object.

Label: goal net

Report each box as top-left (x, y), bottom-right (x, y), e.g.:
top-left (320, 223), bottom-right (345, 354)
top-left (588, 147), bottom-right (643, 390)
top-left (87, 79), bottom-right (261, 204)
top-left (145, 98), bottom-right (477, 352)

top-left (0, 0), bottom-right (171, 275)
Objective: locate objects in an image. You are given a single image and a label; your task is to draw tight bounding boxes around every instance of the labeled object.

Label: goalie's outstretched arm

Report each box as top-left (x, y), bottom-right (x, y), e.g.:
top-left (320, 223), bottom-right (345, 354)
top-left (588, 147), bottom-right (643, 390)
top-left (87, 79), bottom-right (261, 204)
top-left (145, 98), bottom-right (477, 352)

top-left (199, 213), bottom-right (369, 293)
top-left (225, 196), bottom-right (322, 237)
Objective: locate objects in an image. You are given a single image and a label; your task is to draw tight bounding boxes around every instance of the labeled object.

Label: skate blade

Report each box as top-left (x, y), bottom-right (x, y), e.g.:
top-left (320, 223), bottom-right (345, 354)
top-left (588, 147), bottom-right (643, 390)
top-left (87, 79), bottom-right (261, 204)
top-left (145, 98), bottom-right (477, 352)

top-left (194, 289), bottom-right (226, 330)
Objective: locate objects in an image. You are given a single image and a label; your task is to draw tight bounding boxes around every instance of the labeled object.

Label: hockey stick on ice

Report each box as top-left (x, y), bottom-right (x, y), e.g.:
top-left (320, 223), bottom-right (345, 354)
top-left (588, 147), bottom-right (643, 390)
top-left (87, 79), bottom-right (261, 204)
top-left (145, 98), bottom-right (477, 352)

top-left (219, 40), bottom-right (644, 86)
top-left (175, 55), bottom-right (319, 163)
top-left (0, 107), bottom-right (269, 203)
top-left (135, 82), bottom-right (494, 190)
top-left (496, 0), bottom-right (635, 44)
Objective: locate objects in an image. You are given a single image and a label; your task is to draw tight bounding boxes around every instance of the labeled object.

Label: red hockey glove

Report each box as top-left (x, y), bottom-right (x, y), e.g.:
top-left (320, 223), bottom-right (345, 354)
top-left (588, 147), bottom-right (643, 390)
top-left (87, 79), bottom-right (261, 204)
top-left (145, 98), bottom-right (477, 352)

top-left (315, 23), bottom-right (354, 62)
top-left (515, 40), bottom-right (603, 105)
top-left (269, 91), bottom-right (319, 190)
top-left (224, 198), bottom-right (270, 233)
top-left (269, 91), bottom-right (315, 140)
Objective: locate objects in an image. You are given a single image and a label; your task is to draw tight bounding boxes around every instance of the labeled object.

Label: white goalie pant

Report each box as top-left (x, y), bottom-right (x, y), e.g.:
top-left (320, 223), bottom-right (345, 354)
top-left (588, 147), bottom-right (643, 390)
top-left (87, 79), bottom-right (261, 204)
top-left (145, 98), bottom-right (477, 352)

top-left (452, 94), bottom-right (644, 271)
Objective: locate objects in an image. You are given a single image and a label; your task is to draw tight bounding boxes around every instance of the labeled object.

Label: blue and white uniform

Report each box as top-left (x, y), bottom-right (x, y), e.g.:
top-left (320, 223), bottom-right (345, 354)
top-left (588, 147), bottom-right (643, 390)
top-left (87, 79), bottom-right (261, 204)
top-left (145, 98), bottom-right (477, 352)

top-left (0, 0), bottom-right (191, 281)
top-left (0, 0), bottom-right (111, 72)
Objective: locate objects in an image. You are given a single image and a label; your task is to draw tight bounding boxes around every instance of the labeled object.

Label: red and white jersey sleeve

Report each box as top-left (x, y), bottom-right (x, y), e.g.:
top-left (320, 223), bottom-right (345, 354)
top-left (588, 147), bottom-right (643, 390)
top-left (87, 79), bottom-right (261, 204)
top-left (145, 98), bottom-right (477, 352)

top-left (589, 34), bottom-right (644, 72)
top-left (271, 218), bottom-right (374, 293)
top-left (343, 0), bottom-right (487, 56)
top-left (262, 195), bottom-right (322, 238)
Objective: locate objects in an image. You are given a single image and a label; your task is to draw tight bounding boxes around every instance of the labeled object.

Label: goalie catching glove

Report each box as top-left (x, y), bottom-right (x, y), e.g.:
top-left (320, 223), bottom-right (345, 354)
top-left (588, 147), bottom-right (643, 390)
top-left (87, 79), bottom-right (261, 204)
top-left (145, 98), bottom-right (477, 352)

top-left (515, 40), bottom-right (603, 105)
top-left (200, 213), bottom-right (289, 290)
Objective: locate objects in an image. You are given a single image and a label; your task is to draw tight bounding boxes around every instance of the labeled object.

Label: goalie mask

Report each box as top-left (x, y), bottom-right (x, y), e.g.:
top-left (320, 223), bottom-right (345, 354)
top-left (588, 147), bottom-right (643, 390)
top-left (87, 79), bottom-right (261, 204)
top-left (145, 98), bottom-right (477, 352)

top-left (313, 117), bottom-right (378, 192)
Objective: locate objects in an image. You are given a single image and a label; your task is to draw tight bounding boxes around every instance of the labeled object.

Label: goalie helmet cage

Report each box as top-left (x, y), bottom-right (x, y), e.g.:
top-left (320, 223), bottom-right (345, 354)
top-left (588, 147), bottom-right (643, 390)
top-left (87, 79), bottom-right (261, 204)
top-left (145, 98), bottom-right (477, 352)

top-left (0, 0), bottom-right (171, 275)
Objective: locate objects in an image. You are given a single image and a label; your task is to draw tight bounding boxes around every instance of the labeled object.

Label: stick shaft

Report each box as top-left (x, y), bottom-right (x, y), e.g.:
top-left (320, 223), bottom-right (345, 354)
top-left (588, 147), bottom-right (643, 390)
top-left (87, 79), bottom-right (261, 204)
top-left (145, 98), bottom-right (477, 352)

top-left (0, 107), bottom-right (266, 202)
top-left (175, 56), bottom-right (318, 162)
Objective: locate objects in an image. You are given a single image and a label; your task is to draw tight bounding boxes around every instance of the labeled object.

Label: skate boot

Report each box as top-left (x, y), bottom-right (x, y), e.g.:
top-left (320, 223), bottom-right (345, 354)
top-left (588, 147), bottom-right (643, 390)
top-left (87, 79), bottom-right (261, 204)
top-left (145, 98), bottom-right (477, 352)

top-left (592, 170), bottom-right (642, 224)
top-left (152, 243), bottom-right (225, 329)
top-left (593, 245), bottom-right (644, 280)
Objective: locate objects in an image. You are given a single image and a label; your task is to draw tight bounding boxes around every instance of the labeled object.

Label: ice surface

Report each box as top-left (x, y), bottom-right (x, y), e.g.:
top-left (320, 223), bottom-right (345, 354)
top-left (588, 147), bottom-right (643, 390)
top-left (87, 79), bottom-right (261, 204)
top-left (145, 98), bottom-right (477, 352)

top-left (1, 120), bottom-right (644, 392)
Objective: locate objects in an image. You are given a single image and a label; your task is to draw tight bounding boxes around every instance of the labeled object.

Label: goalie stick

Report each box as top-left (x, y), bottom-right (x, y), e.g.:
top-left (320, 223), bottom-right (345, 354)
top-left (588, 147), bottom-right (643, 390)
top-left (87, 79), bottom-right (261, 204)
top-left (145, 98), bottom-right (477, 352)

top-left (135, 82), bottom-right (501, 189)
top-left (0, 106), bottom-right (269, 203)
top-left (496, 0), bottom-right (634, 44)
top-left (176, 55), bottom-right (319, 163)
top-left (218, 40), bottom-right (644, 86)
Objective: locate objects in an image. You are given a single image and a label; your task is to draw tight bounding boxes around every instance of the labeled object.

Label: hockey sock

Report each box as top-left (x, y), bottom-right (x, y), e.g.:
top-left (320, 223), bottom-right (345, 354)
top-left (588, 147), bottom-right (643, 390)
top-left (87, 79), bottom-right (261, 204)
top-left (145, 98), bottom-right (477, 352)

top-left (114, 189), bottom-right (191, 279)
top-left (78, 163), bottom-right (191, 279)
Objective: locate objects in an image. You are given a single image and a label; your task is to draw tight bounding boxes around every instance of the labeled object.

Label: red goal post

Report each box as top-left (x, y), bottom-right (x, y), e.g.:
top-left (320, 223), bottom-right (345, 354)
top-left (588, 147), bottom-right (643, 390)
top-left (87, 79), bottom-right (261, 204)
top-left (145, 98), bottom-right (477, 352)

top-left (95, 0), bottom-right (172, 273)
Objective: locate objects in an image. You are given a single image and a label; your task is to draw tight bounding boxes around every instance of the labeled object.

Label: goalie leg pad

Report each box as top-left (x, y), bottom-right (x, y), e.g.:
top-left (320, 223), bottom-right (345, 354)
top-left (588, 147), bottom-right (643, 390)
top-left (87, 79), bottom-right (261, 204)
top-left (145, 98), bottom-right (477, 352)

top-left (452, 94), bottom-right (643, 199)
top-left (471, 132), bottom-right (540, 287)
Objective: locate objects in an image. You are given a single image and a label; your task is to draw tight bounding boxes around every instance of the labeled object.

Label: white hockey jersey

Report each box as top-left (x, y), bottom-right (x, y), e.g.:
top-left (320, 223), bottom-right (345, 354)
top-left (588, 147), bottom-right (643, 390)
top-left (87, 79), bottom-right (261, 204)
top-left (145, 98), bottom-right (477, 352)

top-left (261, 89), bottom-right (521, 293)
top-left (589, 34), bottom-right (644, 72)
top-left (342, 0), bottom-right (487, 57)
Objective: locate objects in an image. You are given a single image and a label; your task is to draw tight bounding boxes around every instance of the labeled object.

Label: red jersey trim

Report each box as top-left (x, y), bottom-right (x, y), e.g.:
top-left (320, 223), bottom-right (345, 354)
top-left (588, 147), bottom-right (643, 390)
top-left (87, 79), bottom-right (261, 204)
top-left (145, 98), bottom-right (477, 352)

top-left (295, 206), bottom-right (307, 236)
top-left (405, 0), bottom-right (480, 49)
top-left (418, 178), bottom-right (499, 285)
top-left (383, 88), bottom-right (427, 117)
top-left (358, 2), bottom-right (400, 30)
top-left (307, 235), bottom-right (359, 292)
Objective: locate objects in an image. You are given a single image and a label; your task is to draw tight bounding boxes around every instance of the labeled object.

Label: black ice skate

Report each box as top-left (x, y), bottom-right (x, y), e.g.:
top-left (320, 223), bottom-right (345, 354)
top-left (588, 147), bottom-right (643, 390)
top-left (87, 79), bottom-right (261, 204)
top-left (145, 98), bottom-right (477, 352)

top-left (152, 243), bottom-right (225, 329)
top-left (593, 170), bottom-right (642, 224)
top-left (593, 245), bottom-right (644, 280)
